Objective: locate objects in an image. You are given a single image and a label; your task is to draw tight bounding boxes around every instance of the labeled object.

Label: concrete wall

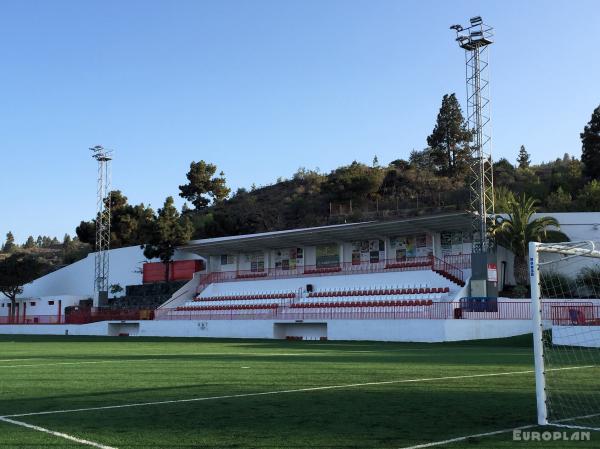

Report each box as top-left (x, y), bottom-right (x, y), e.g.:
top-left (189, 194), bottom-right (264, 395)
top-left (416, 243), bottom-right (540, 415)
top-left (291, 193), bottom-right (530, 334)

top-left (0, 318), bottom-right (532, 342)
top-left (536, 212), bottom-right (600, 242)
top-left (552, 326), bottom-right (600, 347)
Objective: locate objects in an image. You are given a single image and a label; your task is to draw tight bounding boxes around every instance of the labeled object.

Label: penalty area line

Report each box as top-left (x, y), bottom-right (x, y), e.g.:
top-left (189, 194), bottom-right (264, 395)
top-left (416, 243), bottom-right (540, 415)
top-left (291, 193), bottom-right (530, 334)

top-left (0, 416), bottom-right (118, 449)
top-left (3, 365), bottom-right (593, 419)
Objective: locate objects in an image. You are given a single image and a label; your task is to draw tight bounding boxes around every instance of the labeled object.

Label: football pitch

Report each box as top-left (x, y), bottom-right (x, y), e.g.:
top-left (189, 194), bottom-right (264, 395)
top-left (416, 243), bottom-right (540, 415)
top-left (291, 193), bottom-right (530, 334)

top-left (0, 334), bottom-right (597, 448)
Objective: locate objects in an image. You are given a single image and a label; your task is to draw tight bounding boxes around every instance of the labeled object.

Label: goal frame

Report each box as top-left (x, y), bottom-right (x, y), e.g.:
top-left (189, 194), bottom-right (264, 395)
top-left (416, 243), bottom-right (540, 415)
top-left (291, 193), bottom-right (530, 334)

top-left (530, 241), bottom-right (548, 426)
top-left (530, 240), bottom-right (600, 428)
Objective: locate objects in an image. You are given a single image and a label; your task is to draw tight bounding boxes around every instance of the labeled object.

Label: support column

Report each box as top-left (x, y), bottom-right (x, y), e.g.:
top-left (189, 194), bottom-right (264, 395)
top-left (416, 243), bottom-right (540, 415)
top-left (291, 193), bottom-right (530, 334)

top-left (264, 250), bottom-right (270, 274)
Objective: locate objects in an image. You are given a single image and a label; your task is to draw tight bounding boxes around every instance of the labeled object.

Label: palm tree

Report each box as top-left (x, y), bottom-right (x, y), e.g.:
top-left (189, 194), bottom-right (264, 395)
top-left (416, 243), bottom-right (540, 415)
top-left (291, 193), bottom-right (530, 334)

top-left (491, 194), bottom-right (566, 285)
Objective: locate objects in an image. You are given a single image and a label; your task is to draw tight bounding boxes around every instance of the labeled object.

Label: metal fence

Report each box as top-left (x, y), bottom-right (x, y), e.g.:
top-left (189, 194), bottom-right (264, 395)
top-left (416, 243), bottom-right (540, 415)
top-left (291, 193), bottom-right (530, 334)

top-left (4, 301), bottom-right (599, 325)
top-left (0, 308), bottom-right (154, 325)
top-left (155, 301), bottom-right (543, 321)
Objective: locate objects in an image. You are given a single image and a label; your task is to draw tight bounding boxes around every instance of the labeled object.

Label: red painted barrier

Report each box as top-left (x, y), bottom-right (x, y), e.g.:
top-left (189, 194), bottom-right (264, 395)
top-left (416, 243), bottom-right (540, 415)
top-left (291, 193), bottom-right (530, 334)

top-left (143, 260), bottom-right (204, 283)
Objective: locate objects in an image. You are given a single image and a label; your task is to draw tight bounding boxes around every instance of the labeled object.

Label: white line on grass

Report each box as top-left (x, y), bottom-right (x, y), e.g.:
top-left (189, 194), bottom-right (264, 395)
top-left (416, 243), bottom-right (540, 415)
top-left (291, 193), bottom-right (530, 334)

top-left (397, 424), bottom-right (537, 449)
top-left (3, 365), bottom-right (593, 419)
top-left (0, 352), bottom-right (328, 368)
top-left (398, 411), bottom-right (600, 448)
top-left (0, 416), bottom-right (118, 449)
top-left (0, 360), bottom-right (129, 368)
top-left (0, 359), bottom-right (48, 362)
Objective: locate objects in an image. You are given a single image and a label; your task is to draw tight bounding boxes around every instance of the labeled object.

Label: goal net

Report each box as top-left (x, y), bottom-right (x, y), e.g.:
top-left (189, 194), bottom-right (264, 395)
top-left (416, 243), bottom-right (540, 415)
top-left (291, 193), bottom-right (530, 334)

top-left (530, 241), bottom-right (600, 431)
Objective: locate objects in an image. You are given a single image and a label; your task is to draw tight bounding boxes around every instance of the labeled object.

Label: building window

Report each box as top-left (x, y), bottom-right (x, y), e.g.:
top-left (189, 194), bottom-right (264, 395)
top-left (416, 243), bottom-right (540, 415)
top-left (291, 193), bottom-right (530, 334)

top-left (30, 301), bottom-right (36, 307)
top-left (48, 301), bottom-right (55, 306)
top-left (220, 254), bottom-right (235, 266)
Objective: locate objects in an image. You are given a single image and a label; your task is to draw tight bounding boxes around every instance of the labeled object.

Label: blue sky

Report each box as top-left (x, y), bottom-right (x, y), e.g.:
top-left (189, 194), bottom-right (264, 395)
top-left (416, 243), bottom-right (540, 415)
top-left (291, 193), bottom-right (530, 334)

top-left (1, 0), bottom-right (599, 243)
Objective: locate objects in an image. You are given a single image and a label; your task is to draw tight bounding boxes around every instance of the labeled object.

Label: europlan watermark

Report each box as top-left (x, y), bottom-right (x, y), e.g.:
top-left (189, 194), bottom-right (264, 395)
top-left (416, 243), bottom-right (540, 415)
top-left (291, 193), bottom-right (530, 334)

top-left (513, 429), bottom-right (591, 442)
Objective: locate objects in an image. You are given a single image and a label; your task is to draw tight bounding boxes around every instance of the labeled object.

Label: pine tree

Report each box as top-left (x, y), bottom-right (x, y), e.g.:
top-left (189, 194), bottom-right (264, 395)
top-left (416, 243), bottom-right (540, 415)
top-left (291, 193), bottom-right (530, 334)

top-left (426, 94), bottom-right (472, 177)
top-left (179, 161), bottom-right (231, 210)
top-left (2, 232), bottom-right (16, 253)
top-left (517, 145), bottom-right (531, 169)
top-left (142, 197), bottom-right (194, 281)
top-left (23, 236), bottom-right (36, 249)
top-left (581, 105), bottom-right (600, 180)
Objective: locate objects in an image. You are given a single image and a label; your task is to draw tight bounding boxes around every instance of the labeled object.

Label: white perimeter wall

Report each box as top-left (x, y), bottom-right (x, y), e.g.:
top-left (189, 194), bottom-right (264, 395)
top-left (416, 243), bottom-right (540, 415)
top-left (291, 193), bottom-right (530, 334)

top-left (552, 326), bottom-right (600, 347)
top-left (5, 246), bottom-right (202, 302)
top-left (0, 319), bottom-right (532, 342)
top-left (537, 212), bottom-right (600, 242)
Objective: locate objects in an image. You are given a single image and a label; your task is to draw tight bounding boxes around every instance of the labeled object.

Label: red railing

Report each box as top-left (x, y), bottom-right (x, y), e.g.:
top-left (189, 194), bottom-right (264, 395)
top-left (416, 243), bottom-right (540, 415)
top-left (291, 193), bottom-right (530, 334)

top-left (6, 301), bottom-right (599, 324)
top-left (0, 308), bottom-right (155, 325)
top-left (443, 254), bottom-right (471, 269)
top-left (196, 255), bottom-right (465, 293)
top-left (432, 256), bottom-right (465, 286)
top-left (155, 301), bottom-right (541, 321)
top-left (549, 303), bottom-right (599, 325)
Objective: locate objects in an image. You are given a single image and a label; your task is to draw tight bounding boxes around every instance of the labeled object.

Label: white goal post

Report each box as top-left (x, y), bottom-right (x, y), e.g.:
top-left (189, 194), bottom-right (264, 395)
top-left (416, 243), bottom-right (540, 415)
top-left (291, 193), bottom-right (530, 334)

top-left (530, 241), bottom-right (600, 431)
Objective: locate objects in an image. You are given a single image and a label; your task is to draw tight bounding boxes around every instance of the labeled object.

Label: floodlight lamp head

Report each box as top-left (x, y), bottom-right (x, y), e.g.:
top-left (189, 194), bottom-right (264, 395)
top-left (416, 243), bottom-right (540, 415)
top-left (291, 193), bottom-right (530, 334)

top-left (470, 16), bottom-right (483, 26)
top-left (90, 145), bottom-right (113, 161)
top-left (450, 24), bottom-right (463, 31)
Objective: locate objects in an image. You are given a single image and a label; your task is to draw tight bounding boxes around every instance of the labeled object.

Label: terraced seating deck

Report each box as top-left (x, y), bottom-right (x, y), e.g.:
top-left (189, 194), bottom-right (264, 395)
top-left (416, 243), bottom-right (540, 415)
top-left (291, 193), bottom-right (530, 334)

top-left (176, 304), bottom-right (279, 311)
top-left (194, 291), bottom-right (296, 302)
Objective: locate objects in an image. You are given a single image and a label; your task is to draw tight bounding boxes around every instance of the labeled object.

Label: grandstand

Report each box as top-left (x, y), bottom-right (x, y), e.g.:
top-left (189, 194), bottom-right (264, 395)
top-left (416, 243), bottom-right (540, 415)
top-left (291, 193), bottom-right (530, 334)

top-left (1, 211), bottom-right (598, 341)
top-left (155, 213), bottom-right (471, 331)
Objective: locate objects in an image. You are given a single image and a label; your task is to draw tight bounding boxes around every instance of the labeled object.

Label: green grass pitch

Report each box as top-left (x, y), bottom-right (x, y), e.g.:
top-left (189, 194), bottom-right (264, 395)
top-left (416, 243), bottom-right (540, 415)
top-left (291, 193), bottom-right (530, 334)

top-left (0, 334), bottom-right (597, 448)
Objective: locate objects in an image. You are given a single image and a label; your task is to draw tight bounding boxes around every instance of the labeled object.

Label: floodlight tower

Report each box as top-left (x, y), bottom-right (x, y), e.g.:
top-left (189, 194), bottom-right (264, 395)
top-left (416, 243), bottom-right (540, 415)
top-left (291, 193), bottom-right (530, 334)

top-left (90, 145), bottom-right (113, 306)
top-left (450, 16), bottom-right (495, 253)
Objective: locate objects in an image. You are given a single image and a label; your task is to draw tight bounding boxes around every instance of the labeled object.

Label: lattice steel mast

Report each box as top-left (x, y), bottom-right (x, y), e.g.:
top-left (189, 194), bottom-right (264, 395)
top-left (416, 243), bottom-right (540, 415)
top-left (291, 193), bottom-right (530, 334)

top-left (450, 16), bottom-right (495, 253)
top-left (90, 145), bottom-right (112, 304)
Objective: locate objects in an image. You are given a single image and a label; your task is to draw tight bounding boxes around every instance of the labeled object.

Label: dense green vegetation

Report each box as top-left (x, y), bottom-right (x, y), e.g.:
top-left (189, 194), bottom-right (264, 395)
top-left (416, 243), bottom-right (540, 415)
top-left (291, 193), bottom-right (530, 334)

top-left (0, 335), bottom-right (597, 448)
top-left (0, 231), bottom-right (91, 273)
top-left (69, 99), bottom-right (600, 249)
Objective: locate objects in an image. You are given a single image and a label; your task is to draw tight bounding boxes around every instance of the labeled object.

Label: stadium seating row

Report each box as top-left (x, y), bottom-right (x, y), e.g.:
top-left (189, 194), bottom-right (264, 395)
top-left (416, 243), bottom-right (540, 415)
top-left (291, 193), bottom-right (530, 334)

top-left (291, 299), bottom-right (434, 308)
top-left (308, 286), bottom-right (449, 297)
top-left (194, 292), bottom-right (295, 302)
top-left (176, 304), bottom-right (279, 311)
top-left (188, 298), bottom-right (287, 307)
top-left (302, 293), bottom-right (444, 302)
